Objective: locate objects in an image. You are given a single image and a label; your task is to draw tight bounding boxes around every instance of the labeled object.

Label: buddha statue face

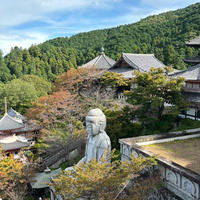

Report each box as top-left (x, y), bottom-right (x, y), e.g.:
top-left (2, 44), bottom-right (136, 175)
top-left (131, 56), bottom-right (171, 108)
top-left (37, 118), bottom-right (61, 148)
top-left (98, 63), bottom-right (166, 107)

top-left (86, 109), bottom-right (106, 136)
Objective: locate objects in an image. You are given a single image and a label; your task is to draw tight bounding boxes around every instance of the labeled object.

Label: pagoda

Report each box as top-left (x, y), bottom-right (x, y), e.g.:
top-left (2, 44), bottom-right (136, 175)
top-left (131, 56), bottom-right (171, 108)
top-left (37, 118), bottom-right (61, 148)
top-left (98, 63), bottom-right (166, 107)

top-left (0, 107), bottom-right (41, 156)
top-left (171, 36), bottom-right (200, 119)
top-left (184, 36), bottom-right (200, 64)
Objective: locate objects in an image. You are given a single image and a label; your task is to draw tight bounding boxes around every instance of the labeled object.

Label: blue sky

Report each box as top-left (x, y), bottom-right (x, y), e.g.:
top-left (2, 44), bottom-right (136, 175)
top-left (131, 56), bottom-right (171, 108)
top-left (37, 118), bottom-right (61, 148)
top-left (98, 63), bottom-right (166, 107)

top-left (0, 0), bottom-right (199, 55)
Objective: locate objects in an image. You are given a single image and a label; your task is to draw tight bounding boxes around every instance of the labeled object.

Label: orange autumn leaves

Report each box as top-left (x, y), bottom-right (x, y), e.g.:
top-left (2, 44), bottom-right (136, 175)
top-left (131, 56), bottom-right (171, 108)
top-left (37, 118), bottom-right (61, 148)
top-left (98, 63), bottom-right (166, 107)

top-left (27, 67), bottom-right (98, 126)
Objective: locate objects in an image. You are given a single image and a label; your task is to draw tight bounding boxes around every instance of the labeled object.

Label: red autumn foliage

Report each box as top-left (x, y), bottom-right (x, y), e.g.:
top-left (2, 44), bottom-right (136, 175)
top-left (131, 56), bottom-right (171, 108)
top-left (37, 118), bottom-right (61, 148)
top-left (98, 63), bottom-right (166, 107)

top-left (27, 67), bottom-right (100, 127)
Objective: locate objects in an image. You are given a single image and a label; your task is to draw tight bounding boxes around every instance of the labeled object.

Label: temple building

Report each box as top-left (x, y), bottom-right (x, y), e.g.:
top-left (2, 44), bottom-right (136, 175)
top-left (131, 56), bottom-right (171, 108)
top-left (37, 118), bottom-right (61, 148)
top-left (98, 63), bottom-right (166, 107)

top-left (80, 48), bottom-right (116, 70)
top-left (109, 53), bottom-right (166, 78)
top-left (184, 36), bottom-right (200, 64)
top-left (0, 108), bottom-right (41, 156)
top-left (109, 53), bottom-right (166, 99)
top-left (171, 36), bottom-right (200, 119)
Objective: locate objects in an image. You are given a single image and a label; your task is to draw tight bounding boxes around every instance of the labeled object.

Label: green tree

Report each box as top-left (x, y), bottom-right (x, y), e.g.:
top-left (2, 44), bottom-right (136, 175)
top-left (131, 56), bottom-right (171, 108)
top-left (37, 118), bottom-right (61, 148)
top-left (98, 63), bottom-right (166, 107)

top-left (51, 152), bottom-right (157, 200)
top-left (163, 45), bottom-right (178, 66)
top-left (0, 51), bottom-right (11, 82)
top-left (101, 71), bottom-right (129, 88)
top-left (125, 67), bottom-right (187, 126)
top-left (0, 79), bottom-right (38, 113)
top-left (104, 107), bottom-right (142, 149)
top-left (19, 74), bottom-right (52, 96)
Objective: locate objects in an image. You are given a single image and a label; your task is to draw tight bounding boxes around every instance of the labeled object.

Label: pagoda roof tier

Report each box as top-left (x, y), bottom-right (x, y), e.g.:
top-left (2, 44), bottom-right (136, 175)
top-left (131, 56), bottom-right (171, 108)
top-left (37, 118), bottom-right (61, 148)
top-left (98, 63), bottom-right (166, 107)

top-left (0, 135), bottom-right (29, 151)
top-left (170, 63), bottom-right (200, 81)
top-left (13, 120), bottom-right (41, 133)
top-left (8, 108), bottom-right (27, 121)
top-left (185, 36), bottom-right (200, 47)
top-left (184, 54), bottom-right (200, 64)
top-left (0, 108), bottom-right (40, 133)
top-left (80, 53), bottom-right (116, 70)
top-left (0, 114), bottom-right (24, 131)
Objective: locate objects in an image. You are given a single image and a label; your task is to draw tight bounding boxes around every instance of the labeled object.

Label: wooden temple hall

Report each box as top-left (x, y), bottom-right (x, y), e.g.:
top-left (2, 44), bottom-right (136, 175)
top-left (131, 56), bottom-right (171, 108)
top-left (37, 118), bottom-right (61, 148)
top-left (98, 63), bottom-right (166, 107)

top-left (171, 36), bottom-right (200, 119)
top-left (0, 100), bottom-right (40, 157)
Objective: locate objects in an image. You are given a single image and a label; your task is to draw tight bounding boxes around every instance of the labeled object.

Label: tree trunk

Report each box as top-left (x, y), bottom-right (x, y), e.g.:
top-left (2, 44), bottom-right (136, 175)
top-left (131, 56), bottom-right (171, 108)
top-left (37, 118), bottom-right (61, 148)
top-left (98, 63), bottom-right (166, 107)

top-left (158, 104), bottom-right (164, 120)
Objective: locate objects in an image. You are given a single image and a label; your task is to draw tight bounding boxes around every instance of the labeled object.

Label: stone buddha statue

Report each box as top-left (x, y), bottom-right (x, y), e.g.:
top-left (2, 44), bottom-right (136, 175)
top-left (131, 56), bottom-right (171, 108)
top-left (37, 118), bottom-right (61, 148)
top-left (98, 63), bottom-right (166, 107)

top-left (65, 108), bottom-right (111, 171)
top-left (78, 108), bottom-right (111, 164)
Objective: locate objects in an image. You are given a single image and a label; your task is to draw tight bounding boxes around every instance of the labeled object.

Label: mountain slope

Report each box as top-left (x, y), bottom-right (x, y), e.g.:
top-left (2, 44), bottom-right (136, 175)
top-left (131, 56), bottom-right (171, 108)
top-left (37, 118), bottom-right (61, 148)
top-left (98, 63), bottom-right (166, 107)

top-left (47, 2), bottom-right (200, 65)
top-left (2, 2), bottom-right (200, 81)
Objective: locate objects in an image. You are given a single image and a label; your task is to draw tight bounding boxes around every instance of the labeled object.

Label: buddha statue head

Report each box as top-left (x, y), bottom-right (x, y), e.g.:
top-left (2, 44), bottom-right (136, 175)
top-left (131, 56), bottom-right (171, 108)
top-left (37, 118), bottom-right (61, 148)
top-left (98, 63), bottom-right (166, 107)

top-left (86, 108), bottom-right (106, 136)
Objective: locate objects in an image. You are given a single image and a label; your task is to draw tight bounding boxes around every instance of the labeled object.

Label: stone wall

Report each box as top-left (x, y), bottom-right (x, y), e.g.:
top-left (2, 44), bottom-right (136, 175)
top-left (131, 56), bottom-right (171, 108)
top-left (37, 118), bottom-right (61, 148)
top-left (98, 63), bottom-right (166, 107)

top-left (119, 130), bottom-right (200, 200)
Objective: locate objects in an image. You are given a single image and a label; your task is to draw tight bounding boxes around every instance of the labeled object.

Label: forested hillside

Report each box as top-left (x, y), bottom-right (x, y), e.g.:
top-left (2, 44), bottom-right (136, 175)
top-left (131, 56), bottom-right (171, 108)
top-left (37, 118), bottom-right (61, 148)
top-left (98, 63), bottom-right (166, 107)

top-left (1, 2), bottom-right (200, 82)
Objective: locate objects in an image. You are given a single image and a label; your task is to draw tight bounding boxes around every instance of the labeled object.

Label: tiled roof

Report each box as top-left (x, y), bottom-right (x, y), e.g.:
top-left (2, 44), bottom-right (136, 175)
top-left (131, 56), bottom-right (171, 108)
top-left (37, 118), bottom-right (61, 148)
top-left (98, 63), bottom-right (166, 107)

top-left (80, 53), bottom-right (116, 70)
top-left (14, 120), bottom-right (41, 133)
top-left (122, 53), bottom-right (166, 71)
top-left (0, 135), bottom-right (29, 151)
top-left (185, 37), bottom-right (200, 46)
top-left (0, 108), bottom-right (40, 133)
top-left (170, 64), bottom-right (200, 80)
top-left (0, 114), bottom-right (24, 131)
top-left (184, 55), bottom-right (200, 64)
top-left (8, 108), bottom-right (27, 121)
top-left (110, 53), bottom-right (166, 78)
top-left (168, 69), bottom-right (181, 75)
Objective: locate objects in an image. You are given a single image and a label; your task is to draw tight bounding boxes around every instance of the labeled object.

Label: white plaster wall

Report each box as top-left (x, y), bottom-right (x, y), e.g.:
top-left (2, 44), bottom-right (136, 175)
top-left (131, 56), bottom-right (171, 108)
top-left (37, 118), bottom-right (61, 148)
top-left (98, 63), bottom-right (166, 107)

top-left (186, 108), bottom-right (195, 116)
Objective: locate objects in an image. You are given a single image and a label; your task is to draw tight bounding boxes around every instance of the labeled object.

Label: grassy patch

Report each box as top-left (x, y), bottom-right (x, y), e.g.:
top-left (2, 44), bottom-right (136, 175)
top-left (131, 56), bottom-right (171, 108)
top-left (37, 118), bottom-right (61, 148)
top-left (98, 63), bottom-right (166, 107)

top-left (59, 162), bottom-right (68, 170)
top-left (143, 137), bottom-right (200, 174)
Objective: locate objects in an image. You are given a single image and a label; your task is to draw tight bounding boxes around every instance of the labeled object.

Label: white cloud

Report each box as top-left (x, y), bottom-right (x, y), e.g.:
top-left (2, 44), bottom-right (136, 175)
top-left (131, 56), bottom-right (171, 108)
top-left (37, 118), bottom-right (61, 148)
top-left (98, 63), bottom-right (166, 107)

top-left (0, 31), bottom-right (48, 55)
top-left (141, 0), bottom-right (199, 9)
top-left (0, 0), bottom-right (198, 55)
top-left (0, 0), bottom-right (120, 26)
top-left (0, 0), bottom-right (122, 54)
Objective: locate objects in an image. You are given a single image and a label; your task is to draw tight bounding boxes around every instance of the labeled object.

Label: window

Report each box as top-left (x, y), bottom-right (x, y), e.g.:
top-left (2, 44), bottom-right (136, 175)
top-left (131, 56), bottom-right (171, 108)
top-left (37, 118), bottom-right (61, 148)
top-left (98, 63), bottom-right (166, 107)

top-left (193, 83), bottom-right (199, 89)
top-left (186, 83), bottom-right (192, 88)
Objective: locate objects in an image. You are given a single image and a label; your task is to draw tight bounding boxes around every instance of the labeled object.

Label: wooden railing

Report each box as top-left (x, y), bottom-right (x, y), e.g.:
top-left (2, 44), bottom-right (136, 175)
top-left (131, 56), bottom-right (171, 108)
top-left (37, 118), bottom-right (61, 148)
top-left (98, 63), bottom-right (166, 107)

top-left (40, 137), bottom-right (86, 171)
top-left (183, 86), bottom-right (200, 93)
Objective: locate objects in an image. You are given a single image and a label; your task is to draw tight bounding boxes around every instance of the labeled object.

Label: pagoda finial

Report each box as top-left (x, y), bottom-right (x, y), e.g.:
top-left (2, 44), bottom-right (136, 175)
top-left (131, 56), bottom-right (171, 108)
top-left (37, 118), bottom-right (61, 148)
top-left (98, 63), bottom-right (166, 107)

top-left (4, 97), bottom-right (7, 115)
top-left (101, 46), bottom-right (104, 55)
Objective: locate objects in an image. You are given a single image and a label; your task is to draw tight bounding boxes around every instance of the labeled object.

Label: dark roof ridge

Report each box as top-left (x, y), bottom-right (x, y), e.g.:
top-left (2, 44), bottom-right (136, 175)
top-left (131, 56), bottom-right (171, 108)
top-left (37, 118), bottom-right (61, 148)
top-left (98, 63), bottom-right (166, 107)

top-left (123, 53), bottom-right (154, 56)
top-left (102, 53), bottom-right (115, 67)
top-left (122, 52), bottom-right (141, 71)
top-left (92, 54), bottom-right (102, 67)
top-left (170, 63), bottom-right (200, 77)
top-left (151, 54), bottom-right (167, 67)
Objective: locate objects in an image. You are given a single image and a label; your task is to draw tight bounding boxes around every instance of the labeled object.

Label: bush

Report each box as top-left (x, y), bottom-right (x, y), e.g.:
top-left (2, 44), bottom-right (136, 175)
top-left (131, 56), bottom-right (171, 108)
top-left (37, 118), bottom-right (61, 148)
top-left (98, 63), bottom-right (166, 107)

top-left (142, 114), bottom-right (177, 135)
top-left (173, 118), bottom-right (200, 131)
top-left (104, 107), bottom-right (142, 149)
